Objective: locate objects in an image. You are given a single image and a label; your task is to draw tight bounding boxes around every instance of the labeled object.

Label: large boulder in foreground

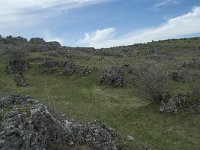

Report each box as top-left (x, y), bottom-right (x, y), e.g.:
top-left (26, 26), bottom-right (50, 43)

top-left (0, 95), bottom-right (120, 150)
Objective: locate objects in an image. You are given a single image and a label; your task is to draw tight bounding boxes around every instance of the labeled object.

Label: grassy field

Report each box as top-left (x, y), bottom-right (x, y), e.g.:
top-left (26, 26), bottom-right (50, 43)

top-left (0, 39), bottom-right (200, 149)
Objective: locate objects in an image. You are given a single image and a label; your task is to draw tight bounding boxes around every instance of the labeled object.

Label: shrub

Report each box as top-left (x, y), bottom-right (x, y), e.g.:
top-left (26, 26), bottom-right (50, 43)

top-left (186, 74), bottom-right (200, 102)
top-left (5, 49), bottom-right (29, 73)
top-left (98, 65), bottom-right (124, 87)
top-left (133, 64), bottom-right (169, 102)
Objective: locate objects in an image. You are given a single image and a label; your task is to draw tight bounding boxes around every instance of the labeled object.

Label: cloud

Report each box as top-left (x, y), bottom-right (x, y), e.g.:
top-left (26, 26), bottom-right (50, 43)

top-left (150, 0), bottom-right (179, 10)
top-left (0, 0), bottom-right (109, 35)
top-left (43, 32), bottom-right (65, 45)
top-left (78, 28), bottom-right (116, 47)
top-left (79, 6), bottom-right (200, 48)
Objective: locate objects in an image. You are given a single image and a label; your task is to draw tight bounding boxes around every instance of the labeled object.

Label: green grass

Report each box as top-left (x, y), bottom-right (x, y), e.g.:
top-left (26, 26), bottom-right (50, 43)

top-left (0, 64), bottom-right (199, 149)
top-left (0, 38), bottom-right (200, 150)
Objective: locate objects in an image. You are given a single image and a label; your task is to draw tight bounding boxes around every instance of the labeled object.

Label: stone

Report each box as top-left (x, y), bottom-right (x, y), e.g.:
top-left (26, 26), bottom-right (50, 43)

top-left (160, 93), bottom-right (190, 113)
top-left (15, 73), bottom-right (29, 87)
top-left (47, 41), bottom-right (61, 50)
top-left (0, 95), bottom-right (120, 150)
top-left (126, 135), bottom-right (134, 141)
top-left (80, 67), bottom-right (96, 77)
top-left (29, 38), bottom-right (45, 44)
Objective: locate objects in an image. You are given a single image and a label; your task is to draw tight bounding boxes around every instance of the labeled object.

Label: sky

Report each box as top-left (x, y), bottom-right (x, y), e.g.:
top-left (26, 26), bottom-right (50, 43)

top-left (0, 0), bottom-right (200, 48)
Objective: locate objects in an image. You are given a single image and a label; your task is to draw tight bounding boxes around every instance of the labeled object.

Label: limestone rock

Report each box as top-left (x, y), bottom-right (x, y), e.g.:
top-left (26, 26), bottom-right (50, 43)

top-left (15, 73), bottom-right (29, 87)
top-left (160, 93), bottom-right (188, 113)
top-left (29, 38), bottom-right (45, 45)
top-left (0, 95), bottom-right (120, 150)
top-left (80, 67), bottom-right (96, 77)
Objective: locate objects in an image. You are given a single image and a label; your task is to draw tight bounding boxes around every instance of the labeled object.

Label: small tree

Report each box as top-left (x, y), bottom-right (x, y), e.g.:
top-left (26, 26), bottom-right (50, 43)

top-left (186, 74), bottom-right (200, 102)
top-left (5, 48), bottom-right (28, 73)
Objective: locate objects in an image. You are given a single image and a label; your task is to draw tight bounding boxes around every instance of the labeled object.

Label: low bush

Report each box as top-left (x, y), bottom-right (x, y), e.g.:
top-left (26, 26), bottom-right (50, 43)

top-left (132, 64), bottom-right (169, 102)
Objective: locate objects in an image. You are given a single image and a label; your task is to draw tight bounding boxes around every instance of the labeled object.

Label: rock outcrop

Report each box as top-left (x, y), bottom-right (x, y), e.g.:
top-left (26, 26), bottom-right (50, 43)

top-left (0, 95), bottom-right (120, 150)
top-left (29, 38), bottom-right (45, 45)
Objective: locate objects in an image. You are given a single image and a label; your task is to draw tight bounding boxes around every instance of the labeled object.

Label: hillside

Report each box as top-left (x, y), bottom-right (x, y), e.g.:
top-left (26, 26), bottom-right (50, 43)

top-left (0, 36), bottom-right (200, 149)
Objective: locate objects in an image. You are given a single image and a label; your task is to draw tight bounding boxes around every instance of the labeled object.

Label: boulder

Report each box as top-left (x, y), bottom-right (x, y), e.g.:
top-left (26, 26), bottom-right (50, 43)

top-left (0, 95), bottom-right (120, 150)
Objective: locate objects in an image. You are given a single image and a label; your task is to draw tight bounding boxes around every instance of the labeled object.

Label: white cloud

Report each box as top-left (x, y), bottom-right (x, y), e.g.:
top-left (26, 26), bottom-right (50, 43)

top-left (79, 6), bottom-right (200, 48)
top-left (0, 0), bottom-right (109, 35)
top-left (150, 0), bottom-right (179, 10)
top-left (78, 28), bottom-right (116, 47)
top-left (43, 33), bottom-right (65, 45)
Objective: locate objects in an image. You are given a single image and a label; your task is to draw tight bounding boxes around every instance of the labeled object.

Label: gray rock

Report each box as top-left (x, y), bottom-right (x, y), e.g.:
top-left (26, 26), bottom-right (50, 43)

top-left (126, 135), bottom-right (134, 141)
top-left (29, 38), bottom-right (45, 45)
top-left (0, 95), bottom-right (120, 150)
top-left (80, 67), bottom-right (96, 77)
top-left (15, 73), bottom-right (29, 87)
top-left (160, 93), bottom-right (191, 113)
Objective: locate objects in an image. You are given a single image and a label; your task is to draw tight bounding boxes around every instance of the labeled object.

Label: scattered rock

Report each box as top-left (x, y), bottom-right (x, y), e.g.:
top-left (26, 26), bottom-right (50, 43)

top-left (80, 67), bottom-right (96, 76)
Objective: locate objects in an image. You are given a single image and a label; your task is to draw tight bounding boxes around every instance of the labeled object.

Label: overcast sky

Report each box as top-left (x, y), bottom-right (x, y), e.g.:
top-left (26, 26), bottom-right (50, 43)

top-left (0, 0), bottom-right (200, 48)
